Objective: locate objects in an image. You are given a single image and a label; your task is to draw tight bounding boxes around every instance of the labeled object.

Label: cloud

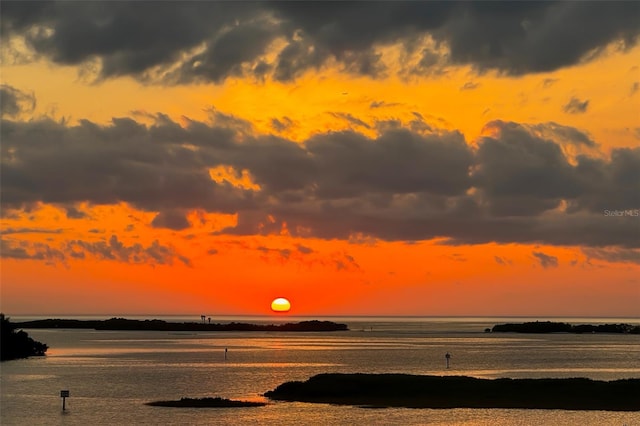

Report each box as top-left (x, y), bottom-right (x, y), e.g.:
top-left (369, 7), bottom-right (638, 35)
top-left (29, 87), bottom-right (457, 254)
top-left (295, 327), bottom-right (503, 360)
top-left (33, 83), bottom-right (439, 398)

top-left (460, 81), bottom-right (480, 91)
top-left (328, 112), bottom-right (371, 129)
top-left (151, 210), bottom-right (191, 231)
top-left (1, 238), bottom-right (66, 265)
top-left (1, 227), bottom-right (63, 235)
top-left (582, 247), bottom-right (640, 265)
top-left (296, 244), bottom-right (313, 254)
top-left (529, 122), bottom-right (596, 148)
top-left (0, 84), bottom-right (36, 117)
top-left (64, 235), bottom-right (190, 266)
top-left (563, 97), bottom-right (589, 114)
top-left (370, 100), bottom-right (401, 109)
top-left (271, 116), bottom-right (293, 132)
top-left (630, 82), bottom-right (639, 96)
top-left (65, 206), bottom-right (88, 219)
top-left (2, 2), bottom-right (638, 84)
top-left (532, 251), bottom-right (559, 268)
top-left (3, 114), bottom-right (639, 250)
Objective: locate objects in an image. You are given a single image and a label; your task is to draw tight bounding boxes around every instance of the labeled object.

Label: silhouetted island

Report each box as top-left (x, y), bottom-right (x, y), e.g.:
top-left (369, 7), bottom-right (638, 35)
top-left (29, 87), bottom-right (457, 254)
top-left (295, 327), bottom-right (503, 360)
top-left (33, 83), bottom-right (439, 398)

top-left (146, 397), bottom-right (265, 408)
top-left (264, 373), bottom-right (640, 411)
top-left (15, 318), bottom-right (348, 332)
top-left (1, 314), bottom-right (48, 361)
top-left (491, 321), bottom-right (640, 334)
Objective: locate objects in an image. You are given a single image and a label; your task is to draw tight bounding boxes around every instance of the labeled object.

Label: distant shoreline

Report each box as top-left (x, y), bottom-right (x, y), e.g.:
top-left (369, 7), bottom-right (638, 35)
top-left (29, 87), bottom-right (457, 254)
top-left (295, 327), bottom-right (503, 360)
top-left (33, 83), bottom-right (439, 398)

top-left (264, 373), bottom-right (640, 411)
top-left (491, 321), bottom-right (640, 334)
top-left (14, 318), bottom-right (349, 332)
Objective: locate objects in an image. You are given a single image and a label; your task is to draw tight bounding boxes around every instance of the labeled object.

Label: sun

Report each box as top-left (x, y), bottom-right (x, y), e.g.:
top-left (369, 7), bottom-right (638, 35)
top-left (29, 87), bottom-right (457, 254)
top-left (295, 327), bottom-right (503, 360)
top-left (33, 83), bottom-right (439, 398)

top-left (271, 297), bottom-right (291, 313)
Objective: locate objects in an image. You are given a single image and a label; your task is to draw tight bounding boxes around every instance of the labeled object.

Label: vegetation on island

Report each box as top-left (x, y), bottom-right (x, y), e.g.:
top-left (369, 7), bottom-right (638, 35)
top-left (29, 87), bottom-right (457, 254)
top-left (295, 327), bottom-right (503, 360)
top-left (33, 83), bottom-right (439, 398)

top-left (15, 318), bottom-right (348, 332)
top-left (264, 373), bottom-right (640, 411)
top-left (1, 314), bottom-right (48, 361)
top-left (146, 397), bottom-right (266, 408)
top-left (491, 321), bottom-right (640, 334)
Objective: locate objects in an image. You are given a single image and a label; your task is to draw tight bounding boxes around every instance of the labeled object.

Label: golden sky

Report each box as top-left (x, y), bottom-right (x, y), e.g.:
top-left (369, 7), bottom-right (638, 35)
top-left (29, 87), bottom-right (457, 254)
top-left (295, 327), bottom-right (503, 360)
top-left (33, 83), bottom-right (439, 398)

top-left (1, 2), bottom-right (639, 316)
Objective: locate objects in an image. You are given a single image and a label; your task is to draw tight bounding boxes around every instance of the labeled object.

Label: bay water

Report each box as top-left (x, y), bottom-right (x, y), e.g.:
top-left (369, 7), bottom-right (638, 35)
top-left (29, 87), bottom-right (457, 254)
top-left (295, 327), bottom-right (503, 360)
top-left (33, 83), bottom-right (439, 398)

top-left (1, 316), bottom-right (639, 425)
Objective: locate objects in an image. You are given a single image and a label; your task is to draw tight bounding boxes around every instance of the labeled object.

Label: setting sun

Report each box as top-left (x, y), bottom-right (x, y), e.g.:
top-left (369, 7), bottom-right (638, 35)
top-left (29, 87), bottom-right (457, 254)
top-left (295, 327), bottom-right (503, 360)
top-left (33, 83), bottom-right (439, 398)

top-left (271, 297), bottom-right (291, 313)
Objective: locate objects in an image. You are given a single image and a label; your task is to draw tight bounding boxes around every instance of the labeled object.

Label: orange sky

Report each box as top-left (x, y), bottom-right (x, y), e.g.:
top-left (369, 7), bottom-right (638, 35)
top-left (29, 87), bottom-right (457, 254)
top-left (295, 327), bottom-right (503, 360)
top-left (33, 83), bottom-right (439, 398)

top-left (1, 2), bottom-right (639, 317)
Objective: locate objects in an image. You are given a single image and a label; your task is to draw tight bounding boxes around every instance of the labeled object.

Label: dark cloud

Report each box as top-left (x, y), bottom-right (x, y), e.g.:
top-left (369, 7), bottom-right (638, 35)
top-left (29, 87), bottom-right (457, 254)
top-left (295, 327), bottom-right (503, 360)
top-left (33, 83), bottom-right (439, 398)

top-left (1, 238), bottom-right (65, 264)
top-left (460, 81), bottom-right (480, 91)
top-left (3, 115), bottom-right (639, 249)
top-left (529, 122), bottom-right (596, 148)
top-left (0, 84), bottom-right (36, 117)
top-left (335, 253), bottom-right (360, 271)
top-left (473, 120), bottom-right (582, 216)
top-left (630, 82), bottom-right (639, 96)
top-left (296, 244), bottom-right (313, 254)
top-left (256, 245), bottom-right (292, 262)
top-left (63, 235), bottom-right (189, 266)
top-left (542, 78), bottom-right (558, 88)
top-left (2, 2), bottom-right (638, 83)
top-left (151, 210), bottom-right (191, 231)
top-left (582, 247), bottom-right (640, 265)
top-left (271, 116), bottom-right (293, 132)
top-left (494, 256), bottom-right (512, 266)
top-left (328, 112), bottom-right (371, 129)
top-left (563, 97), bottom-right (589, 114)
top-left (0, 116), bottom-right (259, 213)
top-left (532, 251), bottom-right (558, 268)
top-left (65, 206), bottom-right (88, 219)
top-left (1, 227), bottom-right (63, 235)
top-left (370, 100), bottom-right (401, 109)
top-left (437, 2), bottom-right (639, 75)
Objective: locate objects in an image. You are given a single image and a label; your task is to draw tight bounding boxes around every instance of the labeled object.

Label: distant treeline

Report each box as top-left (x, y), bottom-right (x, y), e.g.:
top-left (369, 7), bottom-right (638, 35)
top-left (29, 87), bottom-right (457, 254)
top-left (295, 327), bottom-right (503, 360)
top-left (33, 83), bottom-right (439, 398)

top-left (264, 373), bottom-right (640, 411)
top-left (1, 314), bottom-right (48, 361)
top-left (491, 321), bottom-right (640, 334)
top-left (15, 318), bottom-right (348, 332)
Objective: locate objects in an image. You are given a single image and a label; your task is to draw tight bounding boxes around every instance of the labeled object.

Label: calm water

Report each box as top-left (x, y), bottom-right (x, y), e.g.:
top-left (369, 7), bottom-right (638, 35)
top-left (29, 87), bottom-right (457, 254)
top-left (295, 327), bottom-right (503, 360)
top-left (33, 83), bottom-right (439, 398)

top-left (1, 316), bottom-right (639, 425)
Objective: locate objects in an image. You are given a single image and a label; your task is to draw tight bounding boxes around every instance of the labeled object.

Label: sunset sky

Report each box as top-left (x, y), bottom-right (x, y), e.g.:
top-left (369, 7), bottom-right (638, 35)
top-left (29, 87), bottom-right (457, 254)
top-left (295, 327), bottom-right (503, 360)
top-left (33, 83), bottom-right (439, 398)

top-left (1, 2), bottom-right (639, 317)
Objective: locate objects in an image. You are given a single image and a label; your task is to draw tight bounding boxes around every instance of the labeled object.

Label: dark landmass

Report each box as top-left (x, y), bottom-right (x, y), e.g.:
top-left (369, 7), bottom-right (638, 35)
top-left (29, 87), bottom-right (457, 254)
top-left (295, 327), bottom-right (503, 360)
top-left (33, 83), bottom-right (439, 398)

top-left (492, 321), bottom-right (640, 334)
top-left (264, 373), bottom-right (640, 411)
top-left (146, 397), bottom-right (265, 408)
top-left (15, 318), bottom-right (348, 332)
top-left (1, 314), bottom-right (48, 361)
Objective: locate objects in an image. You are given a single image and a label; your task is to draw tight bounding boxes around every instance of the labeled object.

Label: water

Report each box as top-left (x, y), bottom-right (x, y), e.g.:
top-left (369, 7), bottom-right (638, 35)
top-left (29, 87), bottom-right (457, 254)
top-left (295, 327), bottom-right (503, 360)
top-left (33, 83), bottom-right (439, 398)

top-left (2, 317), bottom-right (639, 425)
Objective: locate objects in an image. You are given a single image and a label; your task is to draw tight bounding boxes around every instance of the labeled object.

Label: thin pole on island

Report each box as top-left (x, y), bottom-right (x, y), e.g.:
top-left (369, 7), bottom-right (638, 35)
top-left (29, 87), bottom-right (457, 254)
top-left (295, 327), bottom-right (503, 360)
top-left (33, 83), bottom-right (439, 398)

top-left (445, 352), bottom-right (451, 369)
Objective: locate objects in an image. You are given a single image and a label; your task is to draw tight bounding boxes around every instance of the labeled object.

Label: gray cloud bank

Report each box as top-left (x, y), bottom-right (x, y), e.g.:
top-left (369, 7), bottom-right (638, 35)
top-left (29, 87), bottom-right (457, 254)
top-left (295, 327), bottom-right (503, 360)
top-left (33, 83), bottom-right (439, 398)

top-left (2, 2), bottom-right (638, 83)
top-left (0, 235), bottom-right (189, 266)
top-left (2, 113), bottom-right (638, 249)
top-left (1, 84), bottom-right (36, 117)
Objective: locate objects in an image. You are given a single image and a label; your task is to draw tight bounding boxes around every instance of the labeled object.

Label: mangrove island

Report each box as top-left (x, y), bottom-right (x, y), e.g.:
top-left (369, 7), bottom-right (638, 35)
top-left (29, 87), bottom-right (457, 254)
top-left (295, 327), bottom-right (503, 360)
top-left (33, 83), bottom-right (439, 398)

top-left (15, 318), bottom-right (348, 332)
top-left (1, 314), bottom-right (48, 361)
top-left (264, 373), bottom-right (640, 411)
top-left (491, 321), bottom-right (640, 334)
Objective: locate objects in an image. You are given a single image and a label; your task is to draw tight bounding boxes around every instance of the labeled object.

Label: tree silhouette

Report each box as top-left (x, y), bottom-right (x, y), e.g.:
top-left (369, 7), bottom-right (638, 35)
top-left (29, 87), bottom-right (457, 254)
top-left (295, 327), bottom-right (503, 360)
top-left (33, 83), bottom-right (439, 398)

top-left (1, 314), bottom-right (48, 361)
